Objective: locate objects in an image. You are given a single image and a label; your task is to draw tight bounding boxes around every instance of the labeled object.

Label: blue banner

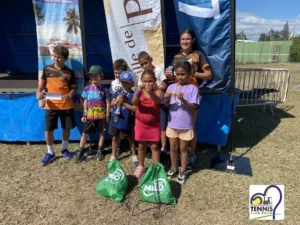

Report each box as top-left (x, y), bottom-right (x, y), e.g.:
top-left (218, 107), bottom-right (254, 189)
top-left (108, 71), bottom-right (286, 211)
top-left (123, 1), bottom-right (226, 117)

top-left (173, 0), bottom-right (231, 93)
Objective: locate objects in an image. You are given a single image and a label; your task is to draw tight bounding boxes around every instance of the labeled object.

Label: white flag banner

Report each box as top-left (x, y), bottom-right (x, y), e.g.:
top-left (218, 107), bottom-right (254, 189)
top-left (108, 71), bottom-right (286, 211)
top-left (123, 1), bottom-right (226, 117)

top-left (103, 0), bottom-right (164, 84)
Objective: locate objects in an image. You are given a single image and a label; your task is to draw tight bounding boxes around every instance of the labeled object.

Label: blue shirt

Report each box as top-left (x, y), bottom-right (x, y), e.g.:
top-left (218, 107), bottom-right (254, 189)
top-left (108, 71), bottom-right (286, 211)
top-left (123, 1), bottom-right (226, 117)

top-left (110, 89), bottom-right (134, 130)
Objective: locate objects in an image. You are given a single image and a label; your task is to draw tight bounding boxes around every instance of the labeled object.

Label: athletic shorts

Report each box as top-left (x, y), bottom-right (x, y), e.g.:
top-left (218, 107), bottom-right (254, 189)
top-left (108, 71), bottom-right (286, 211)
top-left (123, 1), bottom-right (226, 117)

top-left (108, 125), bottom-right (133, 139)
top-left (166, 127), bottom-right (194, 141)
top-left (83, 119), bottom-right (106, 134)
top-left (45, 109), bottom-right (76, 131)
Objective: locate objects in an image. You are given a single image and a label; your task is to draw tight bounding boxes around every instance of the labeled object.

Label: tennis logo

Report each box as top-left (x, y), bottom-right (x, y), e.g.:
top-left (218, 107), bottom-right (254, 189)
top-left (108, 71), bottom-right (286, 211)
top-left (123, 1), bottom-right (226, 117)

top-left (142, 178), bottom-right (166, 197)
top-left (105, 169), bottom-right (124, 184)
top-left (249, 185), bottom-right (284, 220)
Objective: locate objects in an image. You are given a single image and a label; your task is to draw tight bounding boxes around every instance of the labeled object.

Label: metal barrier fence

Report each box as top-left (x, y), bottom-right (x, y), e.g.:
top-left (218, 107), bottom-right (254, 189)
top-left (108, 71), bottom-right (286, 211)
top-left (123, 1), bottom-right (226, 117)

top-left (235, 68), bottom-right (290, 116)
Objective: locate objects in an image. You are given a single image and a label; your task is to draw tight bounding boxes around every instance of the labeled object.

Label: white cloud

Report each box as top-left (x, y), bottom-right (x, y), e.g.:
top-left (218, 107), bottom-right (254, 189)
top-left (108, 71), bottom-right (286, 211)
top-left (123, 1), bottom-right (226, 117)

top-left (236, 11), bottom-right (300, 41)
top-left (236, 11), bottom-right (252, 19)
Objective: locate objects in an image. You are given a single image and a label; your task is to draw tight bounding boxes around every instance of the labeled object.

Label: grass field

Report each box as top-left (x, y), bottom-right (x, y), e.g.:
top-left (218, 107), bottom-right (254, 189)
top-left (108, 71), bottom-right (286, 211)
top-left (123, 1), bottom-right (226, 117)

top-left (1, 63), bottom-right (300, 225)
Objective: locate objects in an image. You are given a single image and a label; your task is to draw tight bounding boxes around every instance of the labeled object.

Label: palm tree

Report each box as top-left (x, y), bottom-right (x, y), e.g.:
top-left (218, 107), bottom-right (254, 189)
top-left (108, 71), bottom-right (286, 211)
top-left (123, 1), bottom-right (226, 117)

top-left (63, 8), bottom-right (80, 36)
top-left (33, 3), bottom-right (44, 26)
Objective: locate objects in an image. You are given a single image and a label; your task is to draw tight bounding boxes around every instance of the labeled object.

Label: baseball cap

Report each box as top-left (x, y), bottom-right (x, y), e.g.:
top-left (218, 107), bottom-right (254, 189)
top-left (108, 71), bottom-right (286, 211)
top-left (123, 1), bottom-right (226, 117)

top-left (120, 71), bottom-right (133, 82)
top-left (87, 65), bottom-right (103, 75)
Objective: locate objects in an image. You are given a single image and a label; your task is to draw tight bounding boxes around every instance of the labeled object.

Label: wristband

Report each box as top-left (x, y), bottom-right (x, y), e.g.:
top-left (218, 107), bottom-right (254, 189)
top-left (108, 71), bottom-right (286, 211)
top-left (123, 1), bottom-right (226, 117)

top-left (135, 91), bottom-right (142, 97)
top-left (83, 110), bottom-right (87, 117)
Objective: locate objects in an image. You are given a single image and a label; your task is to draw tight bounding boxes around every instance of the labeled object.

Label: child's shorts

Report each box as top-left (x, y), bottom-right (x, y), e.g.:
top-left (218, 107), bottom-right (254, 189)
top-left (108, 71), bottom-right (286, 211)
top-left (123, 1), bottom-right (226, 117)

top-left (83, 119), bottom-right (106, 134)
top-left (108, 124), bottom-right (133, 139)
top-left (45, 109), bottom-right (76, 131)
top-left (166, 127), bottom-right (194, 141)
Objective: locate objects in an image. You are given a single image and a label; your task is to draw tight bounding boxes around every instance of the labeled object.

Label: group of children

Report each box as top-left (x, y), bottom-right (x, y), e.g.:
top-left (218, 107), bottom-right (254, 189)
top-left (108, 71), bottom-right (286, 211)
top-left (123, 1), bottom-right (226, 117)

top-left (37, 45), bottom-right (200, 184)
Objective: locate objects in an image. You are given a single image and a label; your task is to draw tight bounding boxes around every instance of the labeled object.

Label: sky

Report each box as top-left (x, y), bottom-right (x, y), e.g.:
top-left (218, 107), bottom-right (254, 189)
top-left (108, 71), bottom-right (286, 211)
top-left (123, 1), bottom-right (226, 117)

top-left (236, 0), bottom-right (300, 41)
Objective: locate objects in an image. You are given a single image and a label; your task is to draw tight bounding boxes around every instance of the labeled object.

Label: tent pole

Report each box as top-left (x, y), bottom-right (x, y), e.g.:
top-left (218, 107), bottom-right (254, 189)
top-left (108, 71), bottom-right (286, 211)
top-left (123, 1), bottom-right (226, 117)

top-left (228, 0), bottom-right (236, 167)
top-left (161, 0), bottom-right (166, 69)
top-left (78, 0), bottom-right (88, 84)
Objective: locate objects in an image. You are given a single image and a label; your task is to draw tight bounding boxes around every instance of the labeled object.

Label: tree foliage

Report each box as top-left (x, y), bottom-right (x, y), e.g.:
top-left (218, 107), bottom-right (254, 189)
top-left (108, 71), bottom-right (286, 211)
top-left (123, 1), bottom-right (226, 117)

top-left (257, 21), bottom-right (291, 41)
top-left (281, 21), bottom-right (290, 40)
top-left (236, 31), bottom-right (247, 40)
top-left (33, 3), bottom-right (44, 26)
top-left (63, 8), bottom-right (80, 35)
top-left (290, 36), bottom-right (300, 62)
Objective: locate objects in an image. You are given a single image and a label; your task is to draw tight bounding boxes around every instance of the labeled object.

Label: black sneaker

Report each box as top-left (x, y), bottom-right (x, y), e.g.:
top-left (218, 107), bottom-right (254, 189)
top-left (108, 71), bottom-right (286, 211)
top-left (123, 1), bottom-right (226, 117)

top-left (145, 151), bottom-right (152, 159)
top-left (74, 149), bottom-right (86, 163)
top-left (177, 171), bottom-right (188, 184)
top-left (167, 168), bottom-right (178, 180)
top-left (96, 150), bottom-right (105, 161)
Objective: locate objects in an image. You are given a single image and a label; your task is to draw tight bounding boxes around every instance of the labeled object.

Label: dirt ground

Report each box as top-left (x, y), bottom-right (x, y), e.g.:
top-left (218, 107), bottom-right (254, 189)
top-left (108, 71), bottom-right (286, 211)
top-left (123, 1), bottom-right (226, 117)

top-left (1, 63), bottom-right (300, 225)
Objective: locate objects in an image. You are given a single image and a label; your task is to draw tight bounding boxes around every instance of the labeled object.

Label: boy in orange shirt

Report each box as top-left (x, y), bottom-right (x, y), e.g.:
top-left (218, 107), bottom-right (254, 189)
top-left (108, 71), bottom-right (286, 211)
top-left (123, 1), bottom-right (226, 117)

top-left (36, 45), bottom-right (76, 166)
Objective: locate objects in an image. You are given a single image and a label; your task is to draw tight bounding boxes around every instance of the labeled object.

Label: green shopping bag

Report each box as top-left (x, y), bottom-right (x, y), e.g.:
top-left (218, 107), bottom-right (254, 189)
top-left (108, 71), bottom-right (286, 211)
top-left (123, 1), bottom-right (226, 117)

top-left (140, 163), bottom-right (176, 205)
top-left (96, 160), bottom-right (128, 202)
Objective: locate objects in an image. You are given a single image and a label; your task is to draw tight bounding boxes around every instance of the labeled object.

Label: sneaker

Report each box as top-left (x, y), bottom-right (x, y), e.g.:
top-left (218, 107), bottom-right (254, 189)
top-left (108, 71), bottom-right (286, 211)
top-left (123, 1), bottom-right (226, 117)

top-left (109, 155), bottom-right (116, 162)
top-left (40, 153), bottom-right (56, 166)
top-left (167, 168), bottom-right (178, 180)
top-left (61, 149), bottom-right (72, 159)
top-left (96, 150), bottom-right (105, 161)
top-left (74, 149), bottom-right (85, 163)
top-left (177, 171), bottom-right (188, 184)
top-left (187, 154), bottom-right (198, 170)
top-left (83, 149), bottom-right (96, 161)
top-left (145, 151), bottom-right (152, 159)
top-left (133, 165), bottom-right (145, 178)
top-left (161, 148), bottom-right (169, 154)
top-left (84, 149), bottom-right (94, 156)
top-left (131, 155), bottom-right (138, 167)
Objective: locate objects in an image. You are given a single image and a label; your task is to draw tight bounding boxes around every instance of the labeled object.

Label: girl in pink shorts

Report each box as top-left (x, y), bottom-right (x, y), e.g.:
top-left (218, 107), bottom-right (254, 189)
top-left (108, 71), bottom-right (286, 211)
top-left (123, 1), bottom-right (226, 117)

top-left (164, 60), bottom-right (200, 184)
top-left (132, 69), bottom-right (164, 178)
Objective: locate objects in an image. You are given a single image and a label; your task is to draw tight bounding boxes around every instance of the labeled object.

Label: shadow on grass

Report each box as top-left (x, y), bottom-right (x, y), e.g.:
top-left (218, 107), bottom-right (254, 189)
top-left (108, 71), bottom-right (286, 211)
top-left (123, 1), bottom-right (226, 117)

top-left (232, 105), bottom-right (294, 149)
top-left (127, 175), bottom-right (139, 195)
top-left (197, 105), bottom-right (294, 175)
top-left (170, 180), bottom-right (181, 200)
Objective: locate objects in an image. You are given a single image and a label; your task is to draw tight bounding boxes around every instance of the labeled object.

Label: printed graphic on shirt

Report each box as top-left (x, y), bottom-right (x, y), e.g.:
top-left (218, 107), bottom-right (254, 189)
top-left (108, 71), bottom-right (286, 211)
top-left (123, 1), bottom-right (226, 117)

top-left (40, 64), bottom-right (76, 110)
top-left (82, 85), bottom-right (108, 120)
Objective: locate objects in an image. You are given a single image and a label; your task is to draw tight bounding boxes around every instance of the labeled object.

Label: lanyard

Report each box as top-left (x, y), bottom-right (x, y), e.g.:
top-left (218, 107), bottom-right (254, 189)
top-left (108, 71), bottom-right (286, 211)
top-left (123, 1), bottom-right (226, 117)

top-left (174, 83), bottom-right (187, 105)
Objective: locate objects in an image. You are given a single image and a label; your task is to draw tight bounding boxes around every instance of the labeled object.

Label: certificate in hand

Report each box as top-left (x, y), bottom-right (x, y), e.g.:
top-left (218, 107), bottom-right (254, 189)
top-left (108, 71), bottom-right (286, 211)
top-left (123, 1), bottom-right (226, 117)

top-left (43, 92), bottom-right (62, 100)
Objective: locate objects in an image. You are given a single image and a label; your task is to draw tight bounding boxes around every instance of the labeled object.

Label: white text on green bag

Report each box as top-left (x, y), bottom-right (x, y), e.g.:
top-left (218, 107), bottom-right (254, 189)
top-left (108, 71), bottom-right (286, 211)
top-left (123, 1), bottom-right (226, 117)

top-left (105, 169), bottom-right (124, 184)
top-left (143, 178), bottom-right (167, 196)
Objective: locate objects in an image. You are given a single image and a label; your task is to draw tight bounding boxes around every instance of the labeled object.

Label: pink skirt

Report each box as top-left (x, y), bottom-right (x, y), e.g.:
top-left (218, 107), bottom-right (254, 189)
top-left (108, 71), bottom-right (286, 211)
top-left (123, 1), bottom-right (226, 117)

top-left (134, 119), bottom-right (161, 142)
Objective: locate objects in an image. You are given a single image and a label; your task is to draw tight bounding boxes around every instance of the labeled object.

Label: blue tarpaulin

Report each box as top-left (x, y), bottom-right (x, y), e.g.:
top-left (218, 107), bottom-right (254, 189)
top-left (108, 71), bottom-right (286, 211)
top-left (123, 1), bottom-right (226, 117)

top-left (0, 93), bottom-right (238, 146)
top-left (173, 0), bottom-right (232, 93)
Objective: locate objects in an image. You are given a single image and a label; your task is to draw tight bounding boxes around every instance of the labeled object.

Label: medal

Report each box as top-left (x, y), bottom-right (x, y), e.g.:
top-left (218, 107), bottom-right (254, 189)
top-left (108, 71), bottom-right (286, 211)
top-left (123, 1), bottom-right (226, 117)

top-left (114, 116), bottom-right (119, 122)
top-left (174, 83), bottom-right (187, 106)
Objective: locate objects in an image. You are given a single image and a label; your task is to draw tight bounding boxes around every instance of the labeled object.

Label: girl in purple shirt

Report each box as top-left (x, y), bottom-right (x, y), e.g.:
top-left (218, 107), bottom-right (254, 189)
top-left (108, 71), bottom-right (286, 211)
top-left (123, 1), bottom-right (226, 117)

top-left (164, 60), bottom-right (200, 184)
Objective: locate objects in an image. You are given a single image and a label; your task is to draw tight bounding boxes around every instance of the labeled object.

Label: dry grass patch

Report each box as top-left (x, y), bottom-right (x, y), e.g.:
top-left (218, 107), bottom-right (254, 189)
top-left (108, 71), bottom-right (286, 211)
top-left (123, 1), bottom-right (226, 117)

top-left (1, 63), bottom-right (300, 225)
